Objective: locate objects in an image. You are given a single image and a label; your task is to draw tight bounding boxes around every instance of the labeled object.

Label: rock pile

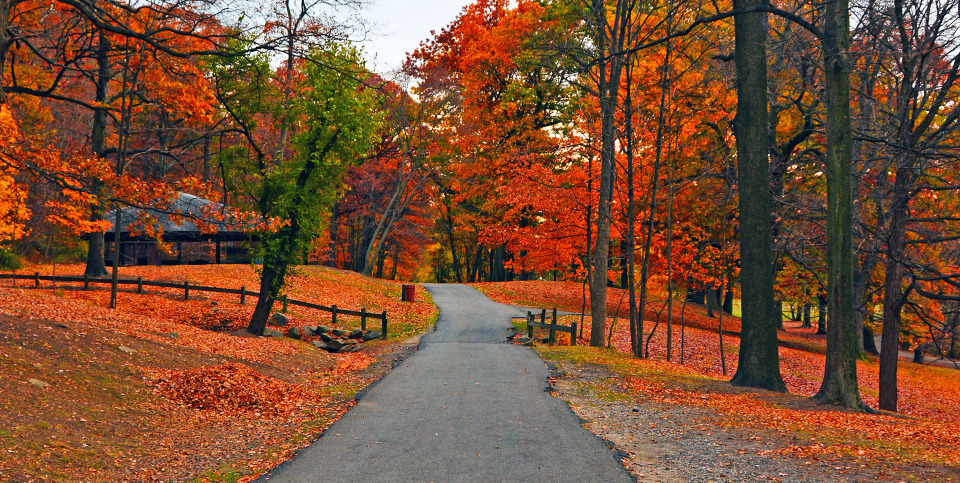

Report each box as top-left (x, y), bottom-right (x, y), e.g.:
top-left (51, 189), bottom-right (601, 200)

top-left (262, 313), bottom-right (382, 353)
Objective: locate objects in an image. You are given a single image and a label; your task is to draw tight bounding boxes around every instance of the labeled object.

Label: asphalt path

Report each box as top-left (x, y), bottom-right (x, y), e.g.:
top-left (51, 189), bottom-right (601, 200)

top-left (257, 284), bottom-right (631, 482)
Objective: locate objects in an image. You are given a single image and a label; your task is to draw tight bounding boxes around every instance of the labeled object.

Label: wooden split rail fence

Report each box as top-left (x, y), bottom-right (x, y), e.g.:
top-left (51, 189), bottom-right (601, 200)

top-left (526, 307), bottom-right (577, 346)
top-left (0, 272), bottom-right (388, 337)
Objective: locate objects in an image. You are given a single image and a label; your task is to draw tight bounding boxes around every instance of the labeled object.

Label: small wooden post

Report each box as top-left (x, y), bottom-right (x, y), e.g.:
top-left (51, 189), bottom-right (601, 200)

top-left (240, 286), bottom-right (246, 305)
top-left (361, 308), bottom-right (367, 331)
top-left (35, 271), bottom-right (40, 287)
top-left (137, 276), bottom-right (143, 294)
top-left (381, 311), bottom-right (387, 338)
top-left (331, 305), bottom-right (337, 325)
top-left (550, 307), bottom-right (558, 344)
top-left (282, 295), bottom-right (288, 313)
top-left (570, 323), bottom-right (577, 346)
top-left (83, 274), bottom-right (89, 290)
top-left (540, 308), bottom-right (546, 325)
top-left (184, 280), bottom-right (190, 300)
top-left (527, 311), bottom-right (534, 338)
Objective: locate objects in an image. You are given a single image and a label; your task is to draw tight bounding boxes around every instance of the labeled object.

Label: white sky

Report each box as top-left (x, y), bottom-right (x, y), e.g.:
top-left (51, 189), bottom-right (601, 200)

top-left (360, 0), bottom-right (475, 74)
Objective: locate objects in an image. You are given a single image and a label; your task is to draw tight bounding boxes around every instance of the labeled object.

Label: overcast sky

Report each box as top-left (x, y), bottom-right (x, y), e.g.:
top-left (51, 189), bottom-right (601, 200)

top-left (360, 0), bottom-right (474, 74)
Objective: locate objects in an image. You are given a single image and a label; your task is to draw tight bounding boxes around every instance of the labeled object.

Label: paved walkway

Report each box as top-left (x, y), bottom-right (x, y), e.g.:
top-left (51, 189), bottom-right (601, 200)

top-left (257, 284), bottom-right (630, 482)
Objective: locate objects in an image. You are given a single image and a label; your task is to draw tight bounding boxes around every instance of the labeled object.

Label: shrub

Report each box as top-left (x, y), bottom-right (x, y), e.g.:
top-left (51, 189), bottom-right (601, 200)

top-left (0, 249), bottom-right (21, 271)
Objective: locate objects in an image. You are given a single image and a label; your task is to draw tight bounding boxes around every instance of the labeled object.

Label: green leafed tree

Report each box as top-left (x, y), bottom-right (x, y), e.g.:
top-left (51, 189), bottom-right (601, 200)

top-left (211, 42), bottom-right (381, 336)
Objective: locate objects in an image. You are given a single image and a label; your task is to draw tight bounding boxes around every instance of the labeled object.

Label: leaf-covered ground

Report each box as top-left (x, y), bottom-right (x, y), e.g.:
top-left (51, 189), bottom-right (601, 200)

top-left (0, 264), bottom-right (436, 482)
top-left (477, 280), bottom-right (960, 481)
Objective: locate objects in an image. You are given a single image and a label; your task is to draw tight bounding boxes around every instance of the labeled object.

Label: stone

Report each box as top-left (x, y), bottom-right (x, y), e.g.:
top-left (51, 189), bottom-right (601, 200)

top-left (516, 336), bottom-right (533, 346)
top-left (303, 326), bottom-right (318, 336)
top-left (288, 326), bottom-right (303, 340)
top-left (320, 333), bottom-right (333, 342)
top-left (332, 328), bottom-right (348, 337)
top-left (270, 312), bottom-right (289, 327)
top-left (348, 329), bottom-right (364, 339)
top-left (311, 341), bottom-right (329, 351)
top-left (326, 339), bottom-right (344, 351)
top-left (362, 331), bottom-right (382, 342)
top-left (263, 328), bottom-right (283, 338)
top-left (28, 378), bottom-right (49, 388)
top-left (118, 346), bottom-right (136, 354)
top-left (337, 342), bottom-right (357, 353)
top-left (316, 326), bottom-right (332, 334)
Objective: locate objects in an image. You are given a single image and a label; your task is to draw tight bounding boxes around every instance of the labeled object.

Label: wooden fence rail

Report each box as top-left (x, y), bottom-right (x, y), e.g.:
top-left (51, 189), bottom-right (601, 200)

top-left (526, 307), bottom-right (576, 346)
top-left (0, 272), bottom-right (388, 337)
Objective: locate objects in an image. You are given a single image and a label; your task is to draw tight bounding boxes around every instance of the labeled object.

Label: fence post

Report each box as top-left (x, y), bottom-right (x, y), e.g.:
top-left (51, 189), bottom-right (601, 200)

top-left (570, 322), bottom-right (577, 346)
top-left (550, 307), bottom-right (558, 344)
top-left (527, 311), bottom-right (534, 338)
top-left (84, 274), bottom-right (89, 290)
top-left (184, 280), bottom-right (189, 300)
top-left (282, 295), bottom-right (288, 314)
top-left (381, 311), bottom-right (387, 338)
top-left (137, 276), bottom-right (143, 294)
top-left (540, 308), bottom-right (546, 325)
top-left (331, 305), bottom-right (337, 325)
top-left (361, 308), bottom-right (367, 331)
top-left (35, 272), bottom-right (40, 287)
top-left (240, 286), bottom-right (246, 305)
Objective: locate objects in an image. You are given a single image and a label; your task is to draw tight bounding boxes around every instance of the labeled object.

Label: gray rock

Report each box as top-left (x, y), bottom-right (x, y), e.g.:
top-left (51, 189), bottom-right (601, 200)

top-left (337, 342), bottom-right (357, 353)
top-left (326, 339), bottom-right (344, 351)
top-left (332, 328), bottom-right (348, 337)
top-left (316, 325), bottom-right (332, 334)
top-left (303, 326), bottom-right (318, 336)
top-left (270, 312), bottom-right (289, 327)
top-left (263, 328), bottom-right (283, 338)
top-left (320, 333), bottom-right (333, 342)
top-left (516, 336), bottom-right (533, 345)
top-left (349, 329), bottom-right (364, 339)
top-left (28, 378), bottom-right (49, 388)
top-left (362, 331), bottom-right (382, 342)
top-left (118, 346), bottom-right (136, 354)
top-left (288, 326), bottom-right (303, 340)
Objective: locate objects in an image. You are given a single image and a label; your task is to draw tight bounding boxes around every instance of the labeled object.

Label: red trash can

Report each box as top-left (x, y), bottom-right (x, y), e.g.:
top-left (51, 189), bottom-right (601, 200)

top-left (401, 284), bottom-right (415, 302)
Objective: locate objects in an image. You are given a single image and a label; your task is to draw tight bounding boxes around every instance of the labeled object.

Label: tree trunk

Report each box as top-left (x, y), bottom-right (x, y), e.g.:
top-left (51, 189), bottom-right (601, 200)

top-left (248, 264), bottom-right (278, 336)
top-left (469, 243), bottom-right (483, 283)
top-left (863, 325), bottom-right (879, 355)
top-left (802, 303), bottom-right (812, 328)
top-left (327, 202), bottom-right (339, 267)
top-left (588, 0), bottom-right (629, 348)
top-left (445, 210), bottom-right (463, 283)
top-left (814, 0), bottom-right (865, 410)
top-left (84, 31), bottom-right (111, 277)
top-left (817, 297), bottom-right (827, 335)
top-left (729, 0), bottom-right (787, 392)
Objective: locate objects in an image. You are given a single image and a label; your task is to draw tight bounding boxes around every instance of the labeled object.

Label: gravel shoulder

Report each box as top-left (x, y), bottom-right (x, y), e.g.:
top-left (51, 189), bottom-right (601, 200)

top-left (546, 357), bottom-right (957, 483)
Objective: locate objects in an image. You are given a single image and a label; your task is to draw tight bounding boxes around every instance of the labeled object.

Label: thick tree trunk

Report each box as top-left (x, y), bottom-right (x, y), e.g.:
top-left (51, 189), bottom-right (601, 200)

top-left (729, 0), bottom-right (786, 392)
top-left (814, 0), bottom-right (865, 410)
top-left (802, 303), bottom-right (812, 328)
